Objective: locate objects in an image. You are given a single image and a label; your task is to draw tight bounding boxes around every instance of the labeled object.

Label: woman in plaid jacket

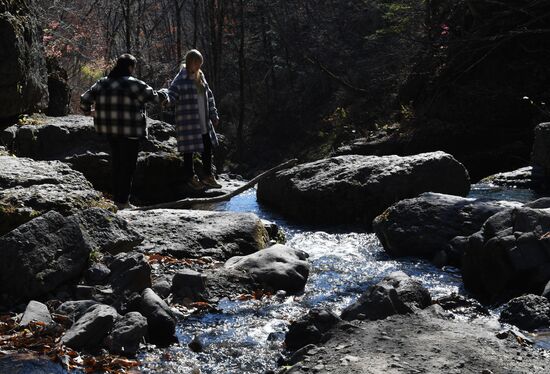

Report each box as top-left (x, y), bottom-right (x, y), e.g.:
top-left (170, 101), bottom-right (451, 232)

top-left (162, 49), bottom-right (221, 190)
top-left (80, 54), bottom-right (168, 208)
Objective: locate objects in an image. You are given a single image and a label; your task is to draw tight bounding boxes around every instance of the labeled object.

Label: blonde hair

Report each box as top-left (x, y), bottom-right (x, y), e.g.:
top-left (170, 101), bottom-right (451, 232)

top-left (184, 49), bottom-right (205, 87)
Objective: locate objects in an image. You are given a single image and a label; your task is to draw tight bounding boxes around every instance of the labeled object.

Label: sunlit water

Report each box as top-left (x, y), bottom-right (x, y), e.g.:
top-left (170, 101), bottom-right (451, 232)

top-left (138, 185), bottom-right (536, 374)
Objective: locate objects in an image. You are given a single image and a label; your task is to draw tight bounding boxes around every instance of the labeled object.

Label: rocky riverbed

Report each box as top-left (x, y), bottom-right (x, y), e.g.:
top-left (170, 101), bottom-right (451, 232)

top-left (2, 116), bottom-right (550, 374)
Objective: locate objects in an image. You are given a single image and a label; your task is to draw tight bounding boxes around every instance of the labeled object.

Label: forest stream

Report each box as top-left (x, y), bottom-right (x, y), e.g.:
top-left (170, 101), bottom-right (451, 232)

top-left (136, 183), bottom-right (550, 373)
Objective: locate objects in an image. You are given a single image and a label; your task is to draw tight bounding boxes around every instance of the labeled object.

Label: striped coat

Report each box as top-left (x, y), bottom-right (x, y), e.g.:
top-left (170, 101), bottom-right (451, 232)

top-left (163, 68), bottom-right (219, 153)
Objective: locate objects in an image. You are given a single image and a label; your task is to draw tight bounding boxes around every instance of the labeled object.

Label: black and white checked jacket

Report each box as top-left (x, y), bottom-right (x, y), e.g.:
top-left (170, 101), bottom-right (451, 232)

top-left (80, 76), bottom-right (168, 137)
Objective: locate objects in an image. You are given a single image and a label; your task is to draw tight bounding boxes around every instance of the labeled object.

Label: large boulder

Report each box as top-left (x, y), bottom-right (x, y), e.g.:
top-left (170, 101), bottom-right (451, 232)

top-left (0, 211), bottom-right (92, 303)
top-left (61, 304), bottom-right (119, 351)
top-left (0, 0), bottom-right (48, 121)
top-left (499, 294), bottom-right (550, 331)
top-left (2, 115), bottom-right (176, 160)
top-left (257, 152), bottom-right (470, 224)
top-left (460, 206), bottom-right (550, 302)
top-left (118, 209), bottom-right (269, 260)
top-left (373, 193), bottom-right (519, 266)
top-left (224, 244), bottom-right (310, 293)
top-left (0, 206), bottom-right (139, 303)
top-left (341, 271), bottom-right (431, 321)
top-left (0, 156), bottom-right (112, 235)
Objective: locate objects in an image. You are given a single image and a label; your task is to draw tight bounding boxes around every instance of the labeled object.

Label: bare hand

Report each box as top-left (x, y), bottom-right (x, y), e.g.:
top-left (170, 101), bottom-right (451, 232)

top-left (212, 118), bottom-right (219, 127)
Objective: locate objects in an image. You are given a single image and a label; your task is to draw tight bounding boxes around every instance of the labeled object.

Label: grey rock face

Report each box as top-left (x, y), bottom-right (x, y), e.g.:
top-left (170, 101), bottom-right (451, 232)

top-left (139, 288), bottom-right (177, 346)
top-left (0, 0), bottom-right (48, 120)
top-left (119, 209), bottom-right (269, 260)
top-left (2, 116), bottom-right (180, 201)
top-left (373, 192), bottom-right (519, 266)
top-left (341, 271), bottom-right (431, 321)
top-left (461, 207), bottom-right (550, 302)
top-left (20, 300), bottom-right (53, 327)
top-left (224, 244), bottom-right (310, 293)
top-left (61, 304), bottom-right (119, 350)
top-left (0, 211), bottom-right (92, 303)
top-left (499, 294), bottom-right (550, 331)
top-left (0, 156), bottom-right (111, 235)
top-left (105, 311), bottom-right (148, 356)
top-left (109, 252), bottom-right (152, 295)
top-left (257, 152), bottom-right (470, 224)
top-left (73, 208), bottom-right (143, 255)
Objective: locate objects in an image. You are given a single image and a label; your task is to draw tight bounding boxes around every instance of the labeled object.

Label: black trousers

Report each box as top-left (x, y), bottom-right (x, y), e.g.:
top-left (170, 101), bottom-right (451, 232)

top-left (183, 134), bottom-right (212, 178)
top-left (108, 136), bottom-right (140, 204)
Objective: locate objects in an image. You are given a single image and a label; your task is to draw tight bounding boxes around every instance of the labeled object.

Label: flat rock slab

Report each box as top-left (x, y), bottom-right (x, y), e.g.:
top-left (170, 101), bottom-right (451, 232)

top-left (373, 192), bottom-right (520, 265)
top-left (0, 156), bottom-right (111, 235)
top-left (282, 312), bottom-right (549, 374)
top-left (118, 209), bottom-right (269, 260)
top-left (257, 151), bottom-right (470, 225)
top-left (480, 166), bottom-right (546, 189)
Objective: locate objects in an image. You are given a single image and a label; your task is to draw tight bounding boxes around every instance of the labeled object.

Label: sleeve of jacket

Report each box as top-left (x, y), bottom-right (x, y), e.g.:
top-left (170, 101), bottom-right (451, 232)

top-left (159, 73), bottom-right (181, 104)
top-left (206, 84), bottom-right (219, 121)
top-left (80, 80), bottom-right (100, 113)
top-left (136, 80), bottom-right (169, 104)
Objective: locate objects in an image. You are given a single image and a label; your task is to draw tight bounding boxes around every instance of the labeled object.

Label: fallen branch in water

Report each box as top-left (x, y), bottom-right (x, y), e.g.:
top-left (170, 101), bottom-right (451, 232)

top-left (131, 158), bottom-right (298, 211)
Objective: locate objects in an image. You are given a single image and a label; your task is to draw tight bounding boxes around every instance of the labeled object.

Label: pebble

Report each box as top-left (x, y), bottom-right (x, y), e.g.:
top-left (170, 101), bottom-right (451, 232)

top-left (313, 364), bottom-right (324, 372)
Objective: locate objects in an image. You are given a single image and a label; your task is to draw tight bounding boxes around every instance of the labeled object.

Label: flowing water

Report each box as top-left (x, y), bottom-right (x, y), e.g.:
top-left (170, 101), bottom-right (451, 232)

top-left (140, 183), bottom-right (540, 373)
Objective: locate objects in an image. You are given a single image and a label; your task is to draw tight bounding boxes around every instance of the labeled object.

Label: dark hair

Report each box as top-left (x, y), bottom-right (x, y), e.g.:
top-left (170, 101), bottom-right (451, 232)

top-left (108, 53), bottom-right (137, 79)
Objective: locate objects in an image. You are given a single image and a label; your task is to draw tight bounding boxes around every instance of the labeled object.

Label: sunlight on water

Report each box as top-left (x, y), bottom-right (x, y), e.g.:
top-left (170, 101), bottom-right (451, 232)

top-left (140, 184), bottom-right (545, 373)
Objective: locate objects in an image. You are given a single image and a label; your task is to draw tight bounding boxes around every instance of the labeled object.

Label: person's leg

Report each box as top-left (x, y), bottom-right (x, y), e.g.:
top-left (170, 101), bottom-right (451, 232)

top-left (108, 136), bottom-right (124, 203)
top-left (200, 134), bottom-right (221, 188)
top-left (118, 137), bottom-right (140, 204)
top-left (201, 134), bottom-right (212, 176)
top-left (183, 153), bottom-right (194, 179)
top-left (182, 151), bottom-right (204, 191)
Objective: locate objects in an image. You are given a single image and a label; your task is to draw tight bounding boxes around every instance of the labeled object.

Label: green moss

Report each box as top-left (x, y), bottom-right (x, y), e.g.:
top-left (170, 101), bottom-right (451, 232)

top-left (0, 202), bottom-right (41, 236)
top-left (90, 197), bottom-right (117, 213)
top-left (89, 249), bottom-right (103, 263)
top-left (18, 113), bottom-right (46, 126)
top-left (273, 229), bottom-right (286, 244)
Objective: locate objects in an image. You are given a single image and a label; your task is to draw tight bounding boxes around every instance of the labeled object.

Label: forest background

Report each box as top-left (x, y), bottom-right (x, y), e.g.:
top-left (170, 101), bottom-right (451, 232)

top-left (35, 0), bottom-right (550, 179)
